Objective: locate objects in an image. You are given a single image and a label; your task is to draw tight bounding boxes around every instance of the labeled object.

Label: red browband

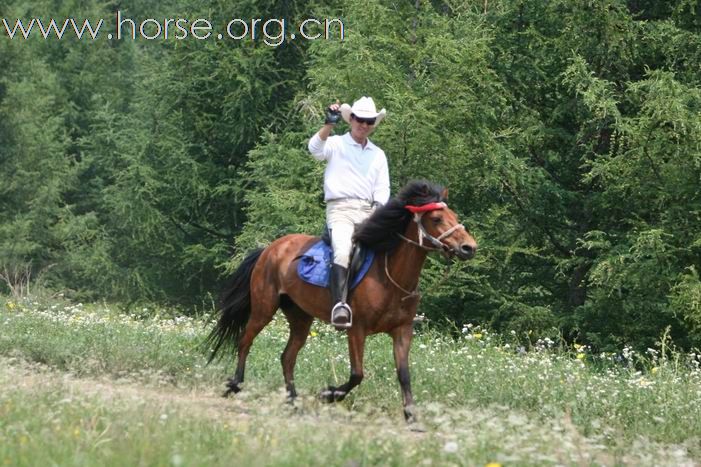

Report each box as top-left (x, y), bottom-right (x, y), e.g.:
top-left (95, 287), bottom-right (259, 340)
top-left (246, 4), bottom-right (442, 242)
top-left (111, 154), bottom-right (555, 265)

top-left (405, 202), bottom-right (447, 214)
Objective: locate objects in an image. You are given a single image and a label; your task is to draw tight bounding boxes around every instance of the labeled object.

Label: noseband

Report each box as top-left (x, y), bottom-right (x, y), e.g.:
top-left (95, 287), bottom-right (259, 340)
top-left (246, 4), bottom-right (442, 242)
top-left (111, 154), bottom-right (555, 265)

top-left (400, 202), bottom-right (466, 252)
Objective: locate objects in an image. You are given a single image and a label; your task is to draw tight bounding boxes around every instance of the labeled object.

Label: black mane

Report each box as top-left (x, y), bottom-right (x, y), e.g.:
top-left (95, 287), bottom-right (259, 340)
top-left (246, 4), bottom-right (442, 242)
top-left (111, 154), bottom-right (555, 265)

top-left (353, 180), bottom-right (445, 252)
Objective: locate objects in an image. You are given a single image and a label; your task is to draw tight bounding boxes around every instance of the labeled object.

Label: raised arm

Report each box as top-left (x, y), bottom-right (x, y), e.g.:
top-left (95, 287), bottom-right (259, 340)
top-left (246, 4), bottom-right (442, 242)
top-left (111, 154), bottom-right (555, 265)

top-left (308, 102), bottom-right (341, 161)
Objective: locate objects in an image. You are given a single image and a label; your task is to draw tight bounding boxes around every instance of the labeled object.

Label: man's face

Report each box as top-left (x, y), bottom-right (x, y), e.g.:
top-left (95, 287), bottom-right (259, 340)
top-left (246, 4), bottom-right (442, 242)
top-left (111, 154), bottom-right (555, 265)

top-left (349, 114), bottom-right (376, 141)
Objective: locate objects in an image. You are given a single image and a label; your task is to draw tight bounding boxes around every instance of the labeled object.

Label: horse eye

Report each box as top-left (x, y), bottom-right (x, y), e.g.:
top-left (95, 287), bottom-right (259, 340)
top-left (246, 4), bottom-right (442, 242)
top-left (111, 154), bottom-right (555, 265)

top-left (431, 216), bottom-right (442, 224)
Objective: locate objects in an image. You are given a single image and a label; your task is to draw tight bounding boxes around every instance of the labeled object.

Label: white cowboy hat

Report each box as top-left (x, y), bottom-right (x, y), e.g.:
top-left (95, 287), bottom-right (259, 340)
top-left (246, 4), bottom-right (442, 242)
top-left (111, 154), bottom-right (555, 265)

top-left (340, 96), bottom-right (386, 127)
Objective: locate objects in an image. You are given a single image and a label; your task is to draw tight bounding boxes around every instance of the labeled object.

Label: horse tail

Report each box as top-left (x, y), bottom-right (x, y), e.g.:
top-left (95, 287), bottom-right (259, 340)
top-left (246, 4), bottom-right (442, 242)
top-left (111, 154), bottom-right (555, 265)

top-left (206, 248), bottom-right (264, 364)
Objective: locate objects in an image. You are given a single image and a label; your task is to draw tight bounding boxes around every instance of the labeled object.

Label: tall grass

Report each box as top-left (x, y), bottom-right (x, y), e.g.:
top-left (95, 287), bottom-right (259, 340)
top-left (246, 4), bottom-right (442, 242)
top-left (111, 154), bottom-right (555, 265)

top-left (1, 296), bottom-right (700, 466)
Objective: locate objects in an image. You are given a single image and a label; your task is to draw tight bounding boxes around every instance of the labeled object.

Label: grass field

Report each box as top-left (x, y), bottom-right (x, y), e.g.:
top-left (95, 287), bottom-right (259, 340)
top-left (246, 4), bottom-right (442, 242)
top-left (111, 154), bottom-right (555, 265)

top-left (1, 296), bottom-right (700, 466)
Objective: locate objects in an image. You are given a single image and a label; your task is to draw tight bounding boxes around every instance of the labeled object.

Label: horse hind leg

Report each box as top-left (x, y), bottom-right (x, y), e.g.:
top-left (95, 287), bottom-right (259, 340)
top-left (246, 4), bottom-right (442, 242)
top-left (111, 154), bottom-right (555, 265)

top-left (280, 299), bottom-right (313, 401)
top-left (224, 293), bottom-right (279, 397)
top-left (320, 329), bottom-right (366, 403)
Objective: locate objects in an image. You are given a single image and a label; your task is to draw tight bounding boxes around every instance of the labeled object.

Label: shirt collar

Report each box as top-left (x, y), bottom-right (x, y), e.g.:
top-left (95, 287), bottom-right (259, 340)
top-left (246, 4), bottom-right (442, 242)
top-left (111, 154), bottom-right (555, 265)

top-left (343, 132), bottom-right (376, 151)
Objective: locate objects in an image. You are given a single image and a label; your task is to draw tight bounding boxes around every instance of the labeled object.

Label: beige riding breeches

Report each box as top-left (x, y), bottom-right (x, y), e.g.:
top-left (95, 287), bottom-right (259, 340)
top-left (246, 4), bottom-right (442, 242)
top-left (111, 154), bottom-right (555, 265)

top-left (326, 199), bottom-right (374, 267)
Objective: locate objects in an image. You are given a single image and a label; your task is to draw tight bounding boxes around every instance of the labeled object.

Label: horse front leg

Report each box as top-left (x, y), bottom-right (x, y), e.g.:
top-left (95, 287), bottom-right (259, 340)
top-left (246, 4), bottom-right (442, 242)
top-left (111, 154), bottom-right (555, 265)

top-left (320, 329), bottom-right (366, 402)
top-left (391, 324), bottom-right (417, 423)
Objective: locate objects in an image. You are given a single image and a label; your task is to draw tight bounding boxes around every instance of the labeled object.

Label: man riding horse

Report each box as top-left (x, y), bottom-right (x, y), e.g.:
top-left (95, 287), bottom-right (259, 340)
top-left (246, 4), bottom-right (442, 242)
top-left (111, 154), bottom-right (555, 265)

top-left (308, 96), bottom-right (389, 329)
top-left (206, 97), bottom-right (477, 422)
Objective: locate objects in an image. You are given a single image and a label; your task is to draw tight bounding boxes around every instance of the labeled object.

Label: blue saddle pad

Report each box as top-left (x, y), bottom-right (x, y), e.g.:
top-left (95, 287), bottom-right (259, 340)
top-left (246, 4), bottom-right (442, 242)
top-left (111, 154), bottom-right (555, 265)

top-left (297, 240), bottom-right (374, 289)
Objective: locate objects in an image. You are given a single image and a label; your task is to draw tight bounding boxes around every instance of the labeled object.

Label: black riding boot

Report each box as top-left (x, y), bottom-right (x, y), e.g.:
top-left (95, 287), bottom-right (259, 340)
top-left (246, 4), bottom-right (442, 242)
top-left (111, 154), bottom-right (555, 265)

top-left (330, 264), bottom-right (352, 329)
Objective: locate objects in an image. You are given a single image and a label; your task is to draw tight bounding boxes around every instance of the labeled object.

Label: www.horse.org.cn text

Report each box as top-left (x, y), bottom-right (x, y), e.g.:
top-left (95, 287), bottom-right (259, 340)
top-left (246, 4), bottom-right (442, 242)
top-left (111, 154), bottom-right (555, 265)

top-left (1, 11), bottom-right (345, 47)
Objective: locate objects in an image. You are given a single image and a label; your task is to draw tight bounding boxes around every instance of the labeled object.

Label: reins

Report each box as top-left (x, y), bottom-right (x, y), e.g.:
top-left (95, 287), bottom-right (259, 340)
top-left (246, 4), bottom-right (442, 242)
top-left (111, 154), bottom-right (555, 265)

top-left (384, 254), bottom-right (421, 301)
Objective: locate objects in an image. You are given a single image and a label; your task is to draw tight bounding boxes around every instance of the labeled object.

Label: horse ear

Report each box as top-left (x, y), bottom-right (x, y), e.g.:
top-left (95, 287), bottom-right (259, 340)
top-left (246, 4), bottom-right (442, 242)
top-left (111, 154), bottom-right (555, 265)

top-left (441, 188), bottom-right (449, 200)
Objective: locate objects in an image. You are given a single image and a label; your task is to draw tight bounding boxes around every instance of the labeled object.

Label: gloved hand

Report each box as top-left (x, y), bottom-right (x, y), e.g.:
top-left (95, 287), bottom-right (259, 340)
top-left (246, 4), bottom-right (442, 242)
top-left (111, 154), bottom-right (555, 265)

top-left (324, 106), bottom-right (341, 125)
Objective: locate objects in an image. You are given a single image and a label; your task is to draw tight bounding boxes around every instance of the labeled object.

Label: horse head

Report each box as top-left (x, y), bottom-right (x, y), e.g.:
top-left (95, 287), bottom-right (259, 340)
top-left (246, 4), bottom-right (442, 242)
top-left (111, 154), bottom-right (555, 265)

top-left (407, 201), bottom-right (477, 260)
top-left (403, 186), bottom-right (477, 260)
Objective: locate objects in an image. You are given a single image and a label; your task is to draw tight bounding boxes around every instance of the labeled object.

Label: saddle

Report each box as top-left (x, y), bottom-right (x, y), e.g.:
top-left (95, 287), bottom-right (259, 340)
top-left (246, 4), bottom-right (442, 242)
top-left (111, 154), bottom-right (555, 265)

top-left (297, 226), bottom-right (374, 290)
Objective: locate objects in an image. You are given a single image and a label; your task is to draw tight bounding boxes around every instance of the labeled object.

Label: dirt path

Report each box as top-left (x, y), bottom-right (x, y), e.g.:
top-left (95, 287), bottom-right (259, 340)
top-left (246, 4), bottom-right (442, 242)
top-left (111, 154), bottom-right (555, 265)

top-left (0, 357), bottom-right (256, 422)
top-left (0, 356), bottom-right (420, 433)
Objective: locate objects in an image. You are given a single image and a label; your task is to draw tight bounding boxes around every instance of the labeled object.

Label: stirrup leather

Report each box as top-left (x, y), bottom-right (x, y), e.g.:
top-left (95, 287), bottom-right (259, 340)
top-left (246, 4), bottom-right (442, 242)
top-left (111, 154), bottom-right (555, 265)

top-left (331, 302), bottom-right (352, 329)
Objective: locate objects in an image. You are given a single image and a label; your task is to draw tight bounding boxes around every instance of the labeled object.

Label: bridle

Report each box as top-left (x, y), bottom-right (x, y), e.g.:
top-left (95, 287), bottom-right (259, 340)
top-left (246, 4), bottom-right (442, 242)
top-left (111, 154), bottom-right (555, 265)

top-left (387, 201), bottom-right (466, 300)
top-left (398, 202), bottom-right (466, 253)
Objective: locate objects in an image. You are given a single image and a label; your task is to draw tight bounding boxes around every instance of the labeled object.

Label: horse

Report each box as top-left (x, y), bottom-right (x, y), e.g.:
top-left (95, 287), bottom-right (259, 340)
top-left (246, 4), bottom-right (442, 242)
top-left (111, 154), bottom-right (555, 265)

top-left (206, 180), bottom-right (477, 422)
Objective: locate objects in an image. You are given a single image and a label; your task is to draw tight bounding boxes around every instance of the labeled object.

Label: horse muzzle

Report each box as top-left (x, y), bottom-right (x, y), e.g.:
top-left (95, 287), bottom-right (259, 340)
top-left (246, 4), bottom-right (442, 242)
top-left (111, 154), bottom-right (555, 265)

top-left (454, 243), bottom-right (476, 260)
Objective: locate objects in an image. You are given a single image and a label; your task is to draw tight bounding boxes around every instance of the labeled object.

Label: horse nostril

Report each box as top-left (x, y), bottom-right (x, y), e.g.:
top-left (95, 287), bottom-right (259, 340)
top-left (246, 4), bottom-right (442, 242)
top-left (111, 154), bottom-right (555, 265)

top-left (460, 244), bottom-right (474, 255)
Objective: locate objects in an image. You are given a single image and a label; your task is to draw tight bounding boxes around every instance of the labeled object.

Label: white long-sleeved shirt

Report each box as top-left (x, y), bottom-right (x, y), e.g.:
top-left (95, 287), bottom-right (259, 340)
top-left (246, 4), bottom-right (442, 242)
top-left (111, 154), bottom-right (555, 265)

top-left (308, 132), bottom-right (390, 204)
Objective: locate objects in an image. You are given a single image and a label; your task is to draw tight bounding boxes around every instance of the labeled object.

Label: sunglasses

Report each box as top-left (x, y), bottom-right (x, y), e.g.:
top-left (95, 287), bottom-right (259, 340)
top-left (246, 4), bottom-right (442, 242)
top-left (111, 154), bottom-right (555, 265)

top-left (352, 115), bottom-right (376, 126)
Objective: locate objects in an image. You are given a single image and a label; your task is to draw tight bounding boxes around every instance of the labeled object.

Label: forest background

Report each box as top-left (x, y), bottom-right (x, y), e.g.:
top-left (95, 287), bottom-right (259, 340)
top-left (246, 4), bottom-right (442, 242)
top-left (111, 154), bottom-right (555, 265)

top-left (1, 0), bottom-right (699, 352)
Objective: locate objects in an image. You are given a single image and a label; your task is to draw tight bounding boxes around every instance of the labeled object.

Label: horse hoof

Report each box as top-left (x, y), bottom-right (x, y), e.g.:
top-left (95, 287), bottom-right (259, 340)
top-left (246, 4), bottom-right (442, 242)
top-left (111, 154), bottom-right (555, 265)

top-left (223, 380), bottom-right (242, 397)
top-left (319, 388), bottom-right (334, 403)
top-left (319, 387), bottom-right (347, 403)
top-left (404, 405), bottom-right (419, 424)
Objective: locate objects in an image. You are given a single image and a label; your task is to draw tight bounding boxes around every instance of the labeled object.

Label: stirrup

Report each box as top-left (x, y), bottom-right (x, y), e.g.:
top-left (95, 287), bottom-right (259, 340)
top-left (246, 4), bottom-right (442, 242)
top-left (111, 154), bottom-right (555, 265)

top-left (331, 302), bottom-right (352, 329)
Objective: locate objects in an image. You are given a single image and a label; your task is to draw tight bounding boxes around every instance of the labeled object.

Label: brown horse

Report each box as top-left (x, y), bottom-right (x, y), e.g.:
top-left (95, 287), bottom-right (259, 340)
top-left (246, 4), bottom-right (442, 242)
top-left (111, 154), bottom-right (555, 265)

top-left (207, 180), bottom-right (477, 422)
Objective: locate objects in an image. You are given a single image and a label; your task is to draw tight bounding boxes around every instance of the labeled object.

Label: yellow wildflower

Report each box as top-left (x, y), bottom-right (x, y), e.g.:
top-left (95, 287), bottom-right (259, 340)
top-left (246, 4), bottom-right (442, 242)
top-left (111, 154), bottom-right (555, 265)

top-left (473, 333), bottom-right (483, 339)
top-left (576, 353), bottom-right (585, 360)
top-left (485, 463), bottom-right (502, 467)
top-left (310, 331), bottom-right (318, 337)
top-left (651, 367), bottom-right (658, 374)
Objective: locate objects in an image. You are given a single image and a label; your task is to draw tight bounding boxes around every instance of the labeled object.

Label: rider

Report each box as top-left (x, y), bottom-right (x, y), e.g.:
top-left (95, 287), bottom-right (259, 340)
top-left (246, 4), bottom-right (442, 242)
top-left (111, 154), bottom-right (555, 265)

top-left (308, 96), bottom-right (390, 328)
